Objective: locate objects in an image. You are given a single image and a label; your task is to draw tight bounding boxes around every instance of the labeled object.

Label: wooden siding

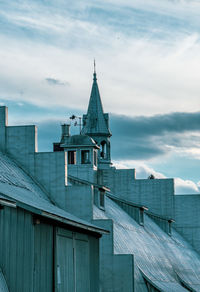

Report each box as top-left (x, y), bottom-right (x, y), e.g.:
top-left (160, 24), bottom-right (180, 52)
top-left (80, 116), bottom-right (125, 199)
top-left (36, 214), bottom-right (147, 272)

top-left (34, 222), bottom-right (53, 292)
top-left (0, 207), bottom-right (100, 292)
top-left (0, 207), bottom-right (34, 292)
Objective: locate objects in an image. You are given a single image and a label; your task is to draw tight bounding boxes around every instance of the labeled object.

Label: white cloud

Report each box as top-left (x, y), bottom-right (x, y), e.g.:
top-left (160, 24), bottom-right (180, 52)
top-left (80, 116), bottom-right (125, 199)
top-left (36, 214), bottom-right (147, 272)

top-left (164, 132), bottom-right (200, 160)
top-left (0, 0), bottom-right (200, 117)
top-left (113, 160), bottom-right (166, 178)
top-left (113, 159), bottom-right (200, 194)
top-left (0, 0), bottom-right (200, 186)
top-left (175, 177), bottom-right (200, 194)
top-left (1, 32), bottom-right (200, 117)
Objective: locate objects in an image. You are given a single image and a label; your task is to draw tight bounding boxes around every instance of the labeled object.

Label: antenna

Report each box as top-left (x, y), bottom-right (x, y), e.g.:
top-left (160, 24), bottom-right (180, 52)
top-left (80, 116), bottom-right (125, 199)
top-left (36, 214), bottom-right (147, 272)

top-left (94, 59), bottom-right (96, 74)
top-left (70, 115), bottom-right (82, 134)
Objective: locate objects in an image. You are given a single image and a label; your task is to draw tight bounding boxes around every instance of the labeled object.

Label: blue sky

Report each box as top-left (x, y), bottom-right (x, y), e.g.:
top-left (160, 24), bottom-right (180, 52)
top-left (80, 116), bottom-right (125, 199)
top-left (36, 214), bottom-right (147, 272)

top-left (1, 0), bottom-right (200, 194)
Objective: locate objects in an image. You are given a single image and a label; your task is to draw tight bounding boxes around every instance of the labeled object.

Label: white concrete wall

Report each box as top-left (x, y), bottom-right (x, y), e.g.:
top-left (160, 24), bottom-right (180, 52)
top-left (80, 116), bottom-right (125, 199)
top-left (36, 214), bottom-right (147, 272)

top-left (93, 219), bottom-right (134, 292)
top-left (175, 194), bottom-right (200, 254)
top-left (130, 179), bottom-right (174, 218)
top-left (27, 152), bottom-right (67, 208)
top-left (112, 254), bottom-right (134, 292)
top-left (65, 185), bottom-right (93, 221)
top-left (98, 168), bottom-right (135, 191)
top-left (99, 168), bottom-right (174, 218)
top-left (6, 125), bottom-right (37, 168)
top-left (68, 164), bottom-right (97, 183)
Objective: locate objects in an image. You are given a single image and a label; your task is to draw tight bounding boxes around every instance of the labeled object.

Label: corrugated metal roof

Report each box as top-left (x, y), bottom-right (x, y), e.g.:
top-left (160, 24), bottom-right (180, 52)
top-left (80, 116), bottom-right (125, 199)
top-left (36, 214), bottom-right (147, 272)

top-left (94, 196), bottom-right (200, 291)
top-left (0, 152), bottom-right (108, 235)
top-left (0, 269), bottom-right (9, 292)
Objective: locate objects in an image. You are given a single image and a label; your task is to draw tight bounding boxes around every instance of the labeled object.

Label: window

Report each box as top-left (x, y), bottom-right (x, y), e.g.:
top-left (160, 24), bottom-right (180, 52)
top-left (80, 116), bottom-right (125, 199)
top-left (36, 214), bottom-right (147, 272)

top-left (99, 191), bottom-right (105, 209)
top-left (81, 150), bottom-right (90, 164)
top-left (68, 151), bottom-right (76, 164)
top-left (139, 208), bottom-right (144, 226)
top-left (94, 150), bottom-right (97, 166)
top-left (100, 141), bottom-right (107, 159)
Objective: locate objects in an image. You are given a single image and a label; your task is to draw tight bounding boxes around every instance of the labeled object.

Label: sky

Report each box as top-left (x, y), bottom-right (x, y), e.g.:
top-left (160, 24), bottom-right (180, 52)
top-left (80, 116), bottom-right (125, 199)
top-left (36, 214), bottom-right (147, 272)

top-left (0, 0), bottom-right (200, 194)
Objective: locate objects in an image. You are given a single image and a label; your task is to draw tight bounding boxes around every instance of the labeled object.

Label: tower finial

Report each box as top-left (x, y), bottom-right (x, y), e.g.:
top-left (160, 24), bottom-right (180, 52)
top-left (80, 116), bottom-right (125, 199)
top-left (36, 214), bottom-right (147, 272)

top-left (94, 59), bottom-right (96, 73)
top-left (93, 59), bottom-right (97, 81)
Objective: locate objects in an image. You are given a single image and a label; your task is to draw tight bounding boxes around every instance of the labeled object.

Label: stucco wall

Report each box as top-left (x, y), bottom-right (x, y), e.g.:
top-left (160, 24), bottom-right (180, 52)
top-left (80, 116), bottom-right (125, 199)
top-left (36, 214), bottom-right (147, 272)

top-left (99, 168), bottom-right (174, 218)
top-left (175, 194), bottom-right (200, 254)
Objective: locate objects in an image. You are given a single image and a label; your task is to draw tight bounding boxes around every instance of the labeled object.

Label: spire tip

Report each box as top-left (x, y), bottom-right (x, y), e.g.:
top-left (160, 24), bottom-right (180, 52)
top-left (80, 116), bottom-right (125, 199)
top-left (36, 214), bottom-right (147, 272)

top-left (93, 59), bottom-right (97, 81)
top-left (94, 59), bottom-right (96, 74)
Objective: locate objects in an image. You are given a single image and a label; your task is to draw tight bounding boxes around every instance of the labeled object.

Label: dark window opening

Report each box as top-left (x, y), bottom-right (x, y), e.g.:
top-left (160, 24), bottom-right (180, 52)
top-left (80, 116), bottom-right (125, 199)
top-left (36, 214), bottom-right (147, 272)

top-left (168, 221), bottom-right (172, 236)
top-left (68, 151), bottom-right (76, 165)
top-left (99, 191), bottom-right (105, 209)
top-left (139, 208), bottom-right (144, 226)
top-left (81, 150), bottom-right (90, 164)
top-left (94, 150), bottom-right (97, 166)
top-left (100, 141), bottom-right (107, 159)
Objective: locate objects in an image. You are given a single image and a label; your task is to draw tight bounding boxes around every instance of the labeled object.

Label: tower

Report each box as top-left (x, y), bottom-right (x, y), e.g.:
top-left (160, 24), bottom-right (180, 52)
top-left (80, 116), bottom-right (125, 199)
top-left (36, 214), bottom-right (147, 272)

top-left (81, 64), bottom-right (112, 169)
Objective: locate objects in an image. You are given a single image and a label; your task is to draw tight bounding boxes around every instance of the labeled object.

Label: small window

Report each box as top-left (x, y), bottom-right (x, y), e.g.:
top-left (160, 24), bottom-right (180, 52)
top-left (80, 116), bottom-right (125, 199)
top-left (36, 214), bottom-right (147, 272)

top-left (99, 191), bottom-right (105, 209)
top-left (68, 151), bottom-right (76, 164)
top-left (168, 220), bottom-right (172, 236)
top-left (94, 150), bottom-right (97, 166)
top-left (100, 141), bottom-right (107, 159)
top-left (139, 208), bottom-right (144, 226)
top-left (81, 150), bottom-right (90, 164)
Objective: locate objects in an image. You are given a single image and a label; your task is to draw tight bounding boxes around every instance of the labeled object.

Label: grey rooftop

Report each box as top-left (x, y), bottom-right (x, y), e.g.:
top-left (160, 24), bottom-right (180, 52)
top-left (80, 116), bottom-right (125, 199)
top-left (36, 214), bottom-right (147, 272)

top-left (0, 151), bottom-right (108, 235)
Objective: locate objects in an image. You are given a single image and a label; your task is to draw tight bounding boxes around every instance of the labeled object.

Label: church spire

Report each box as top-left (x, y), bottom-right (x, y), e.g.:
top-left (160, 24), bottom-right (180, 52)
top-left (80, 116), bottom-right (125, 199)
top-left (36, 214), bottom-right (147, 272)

top-left (82, 63), bottom-right (112, 168)
top-left (82, 63), bottom-right (111, 137)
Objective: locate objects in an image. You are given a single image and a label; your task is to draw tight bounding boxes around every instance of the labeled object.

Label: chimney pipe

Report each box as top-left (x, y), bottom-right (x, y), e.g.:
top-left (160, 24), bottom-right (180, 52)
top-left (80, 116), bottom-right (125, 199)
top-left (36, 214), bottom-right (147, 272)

top-left (61, 124), bottom-right (70, 143)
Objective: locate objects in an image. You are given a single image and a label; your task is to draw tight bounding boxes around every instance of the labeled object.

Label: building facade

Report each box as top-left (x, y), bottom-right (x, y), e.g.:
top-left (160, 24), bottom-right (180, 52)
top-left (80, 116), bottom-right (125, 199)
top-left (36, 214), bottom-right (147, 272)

top-left (0, 69), bottom-right (200, 291)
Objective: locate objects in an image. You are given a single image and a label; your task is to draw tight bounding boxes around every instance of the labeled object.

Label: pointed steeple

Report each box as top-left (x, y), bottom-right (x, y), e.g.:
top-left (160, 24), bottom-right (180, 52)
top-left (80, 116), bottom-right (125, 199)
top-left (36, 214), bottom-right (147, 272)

top-left (82, 63), bottom-right (112, 169)
top-left (82, 63), bottom-right (111, 137)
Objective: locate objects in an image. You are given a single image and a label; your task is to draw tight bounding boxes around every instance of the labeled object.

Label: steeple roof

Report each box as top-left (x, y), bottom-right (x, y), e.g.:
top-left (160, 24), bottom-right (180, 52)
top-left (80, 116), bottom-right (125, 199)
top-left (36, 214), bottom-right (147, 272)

top-left (82, 69), bottom-right (111, 137)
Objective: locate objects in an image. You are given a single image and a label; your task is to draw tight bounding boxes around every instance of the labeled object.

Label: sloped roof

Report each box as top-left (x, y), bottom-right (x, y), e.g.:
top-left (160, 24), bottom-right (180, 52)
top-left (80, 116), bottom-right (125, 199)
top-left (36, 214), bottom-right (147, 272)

top-left (0, 152), bottom-right (108, 235)
top-left (94, 196), bottom-right (200, 291)
top-left (62, 134), bottom-right (99, 148)
top-left (81, 72), bottom-right (111, 136)
top-left (0, 269), bottom-right (9, 292)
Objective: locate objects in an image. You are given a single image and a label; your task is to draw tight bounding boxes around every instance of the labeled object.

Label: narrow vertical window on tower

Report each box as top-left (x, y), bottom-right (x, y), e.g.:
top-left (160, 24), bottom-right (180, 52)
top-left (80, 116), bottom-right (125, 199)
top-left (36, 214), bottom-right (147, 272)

top-left (94, 150), bottom-right (97, 166)
top-left (100, 141), bottom-right (107, 159)
top-left (99, 189), bottom-right (105, 209)
top-left (68, 151), bottom-right (76, 164)
top-left (81, 150), bottom-right (90, 164)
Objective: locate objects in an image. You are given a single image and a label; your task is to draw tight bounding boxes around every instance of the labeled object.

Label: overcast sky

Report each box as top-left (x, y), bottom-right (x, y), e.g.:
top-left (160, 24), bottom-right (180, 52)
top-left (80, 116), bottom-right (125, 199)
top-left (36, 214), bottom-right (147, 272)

top-left (0, 0), bottom-right (200, 194)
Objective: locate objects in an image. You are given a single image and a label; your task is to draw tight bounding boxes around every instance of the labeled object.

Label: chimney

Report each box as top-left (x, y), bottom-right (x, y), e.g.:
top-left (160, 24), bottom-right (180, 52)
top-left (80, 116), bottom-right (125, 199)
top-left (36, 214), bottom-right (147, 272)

top-left (0, 106), bottom-right (8, 127)
top-left (61, 124), bottom-right (70, 144)
top-left (0, 106), bottom-right (8, 152)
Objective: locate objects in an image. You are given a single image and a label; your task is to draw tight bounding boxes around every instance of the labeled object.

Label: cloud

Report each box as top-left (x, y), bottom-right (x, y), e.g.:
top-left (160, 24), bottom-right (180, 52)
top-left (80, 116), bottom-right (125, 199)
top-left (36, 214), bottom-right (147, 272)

top-left (45, 78), bottom-right (70, 86)
top-left (113, 159), bottom-right (200, 194)
top-left (111, 111), bottom-right (200, 137)
top-left (0, 0), bottom-right (200, 118)
top-left (0, 0), bottom-right (200, 189)
top-left (111, 111), bottom-right (200, 160)
top-left (113, 160), bottom-right (165, 178)
top-left (174, 177), bottom-right (200, 194)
